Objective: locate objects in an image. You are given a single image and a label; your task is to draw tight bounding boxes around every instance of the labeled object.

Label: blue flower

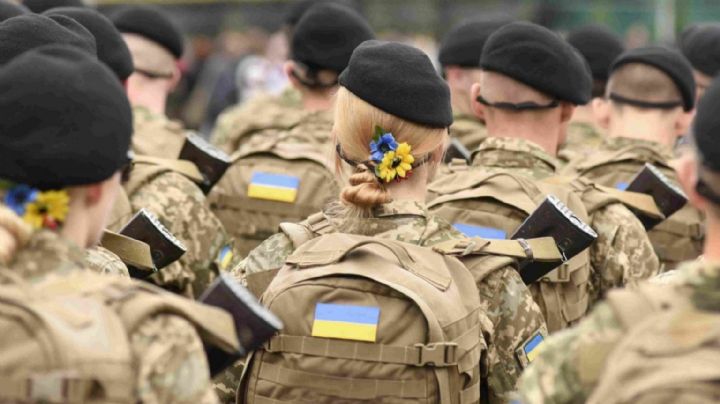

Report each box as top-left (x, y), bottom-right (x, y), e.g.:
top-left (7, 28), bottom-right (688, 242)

top-left (370, 132), bottom-right (398, 163)
top-left (4, 184), bottom-right (38, 216)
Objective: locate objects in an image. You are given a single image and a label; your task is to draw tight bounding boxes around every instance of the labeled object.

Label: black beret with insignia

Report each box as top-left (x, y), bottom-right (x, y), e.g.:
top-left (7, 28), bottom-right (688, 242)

top-left (481, 21), bottom-right (593, 105)
top-left (438, 17), bottom-right (512, 68)
top-left (339, 40), bottom-right (453, 128)
top-left (0, 45), bottom-right (132, 189)
top-left (111, 5), bottom-right (183, 58)
top-left (679, 23), bottom-right (720, 78)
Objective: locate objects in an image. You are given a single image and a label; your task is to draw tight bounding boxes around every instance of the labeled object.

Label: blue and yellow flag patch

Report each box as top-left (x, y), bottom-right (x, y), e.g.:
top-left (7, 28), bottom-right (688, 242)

top-left (615, 182), bottom-right (629, 191)
top-left (248, 172), bottom-right (299, 203)
top-left (523, 333), bottom-right (544, 362)
top-left (453, 223), bottom-right (507, 239)
top-left (216, 245), bottom-right (234, 271)
top-left (311, 303), bottom-right (380, 342)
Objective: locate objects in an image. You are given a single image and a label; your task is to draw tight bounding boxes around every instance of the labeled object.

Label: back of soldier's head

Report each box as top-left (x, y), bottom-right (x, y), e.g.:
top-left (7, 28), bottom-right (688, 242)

top-left (567, 24), bottom-right (625, 98)
top-left (607, 63), bottom-right (682, 112)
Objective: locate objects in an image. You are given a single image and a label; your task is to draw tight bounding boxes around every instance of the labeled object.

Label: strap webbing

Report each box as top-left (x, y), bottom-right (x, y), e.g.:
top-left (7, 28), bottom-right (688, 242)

top-left (133, 155), bottom-right (203, 183)
top-left (257, 362), bottom-right (428, 399)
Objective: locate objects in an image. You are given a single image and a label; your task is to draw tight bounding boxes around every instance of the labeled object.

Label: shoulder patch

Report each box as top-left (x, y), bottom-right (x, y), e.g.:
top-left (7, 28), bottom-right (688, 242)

top-left (515, 330), bottom-right (545, 369)
top-left (453, 223), bottom-right (507, 239)
top-left (615, 182), bottom-right (629, 191)
top-left (311, 303), bottom-right (380, 342)
top-left (248, 172), bottom-right (300, 203)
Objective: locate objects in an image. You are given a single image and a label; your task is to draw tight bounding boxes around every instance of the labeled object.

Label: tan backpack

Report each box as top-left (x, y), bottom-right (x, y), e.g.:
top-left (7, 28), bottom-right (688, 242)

top-left (209, 135), bottom-right (340, 256)
top-left (586, 284), bottom-right (720, 404)
top-left (569, 144), bottom-right (704, 269)
top-left (239, 233), bottom-right (484, 404)
top-left (428, 168), bottom-right (592, 332)
top-left (0, 270), bottom-right (238, 404)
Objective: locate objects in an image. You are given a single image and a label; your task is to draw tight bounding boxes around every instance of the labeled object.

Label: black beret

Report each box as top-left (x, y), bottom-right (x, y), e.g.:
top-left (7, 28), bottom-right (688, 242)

top-left (111, 5), bottom-right (183, 58)
top-left (23, 0), bottom-right (84, 13)
top-left (339, 40), bottom-right (452, 128)
top-left (610, 46), bottom-right (696, 111)
top-left (481, 21), bottom-right (592, 105)
top-left (284, 0), bottom-right (326, 27)
top-left (292, 3), bottom-right (374, 73)
top-left (0, 45), bottom-right (132, 190)
top-left (45, 7), bottom-right (133, 81)
top-left (679, 23), bottom-right (720, 78)
top-left (567, 24), bottom-right (625, 82)
top-left (0, 0), bottom-right (28, 22)
top-left (438, 17), bottom-right (513, 68)
top-left (0, 14), bottom-right (96, 66)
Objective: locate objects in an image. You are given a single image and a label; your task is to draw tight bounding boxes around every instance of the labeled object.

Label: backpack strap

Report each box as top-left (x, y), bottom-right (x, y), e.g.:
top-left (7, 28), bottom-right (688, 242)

top-left (433, 237), bottom-right (562, 263)
top-left (279, 223), bottom-right (316, 250)
top-left (126, 156), bottom-right (203, 196)
top-left (232, 135), bottom-right (333, 171)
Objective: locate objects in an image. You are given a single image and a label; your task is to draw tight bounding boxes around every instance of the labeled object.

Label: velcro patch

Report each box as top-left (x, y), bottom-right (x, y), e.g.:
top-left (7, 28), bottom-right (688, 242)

top-left (311, 303), bottom-right (380, 342)
top-left (453, 223), bottom-right (507, 239)
top-left (515, 330), bottom-right (545, 369)
top-left (248, 172), bottom-right (299, 203)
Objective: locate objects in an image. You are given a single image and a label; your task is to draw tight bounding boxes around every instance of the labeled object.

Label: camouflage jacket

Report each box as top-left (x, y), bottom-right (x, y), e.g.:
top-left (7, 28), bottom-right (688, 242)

top-left (131, 106), bottom-right (186, 160)
top-left (4, 227), bottom-right (220, 404)
top-left (85, 246), bottom-right (130, 277)
top-left (515, 259), bottom-right (720, 404)
top-left (451, 113), bottom-right (487, 152)
top-left (472, 137), bottom-right (659, 300)
top-left (125, 165), bottom-right (232, 298)
top-left (210, 87), bottom-right (304, 154)
top-left (557, 121), bottom-right (605, 165)
top-left (222, 200), bottom-right (547, 404)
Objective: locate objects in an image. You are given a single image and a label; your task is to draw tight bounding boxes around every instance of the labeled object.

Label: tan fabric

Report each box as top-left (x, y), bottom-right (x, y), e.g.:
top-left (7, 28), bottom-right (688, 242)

top-left (132, 106), bottom-right (187, 159)
top-left (241, 233), bottom-right (483, 404)
top-left (451, 113), bottom-right (487, 151)
top-left (209, 110), bottom-right (340, 257)
top-left (428, 169), bottom-right (592, 333)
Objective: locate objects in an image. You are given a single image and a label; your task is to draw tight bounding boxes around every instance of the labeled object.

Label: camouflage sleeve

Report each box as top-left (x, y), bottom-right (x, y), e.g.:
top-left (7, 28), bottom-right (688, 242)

top-left (231, 232), bottom-right (295, 281)
top-left (589, 203), bottom-right (660, 299)
top-left (130, 172), bottom-right (229, 298)
top-left (131, 314), bottom-right (219, 404)
top-left (84, 246), bottom-right (130, 277)
top-left (477, 263), bottom-right (548, 404)
top-left (210, 106), bottom-right (242, 155)
top-left (515, 303), bottom-right (624, 404)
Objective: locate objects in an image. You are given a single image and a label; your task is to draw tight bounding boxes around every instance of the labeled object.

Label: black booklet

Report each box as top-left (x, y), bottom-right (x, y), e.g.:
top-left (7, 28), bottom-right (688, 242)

top-left (119, 209), bottom-right (186, 277)
top-left (179, 133), bottom-right (231, 194)
top-left (625, 163), bottom-right (688, 230)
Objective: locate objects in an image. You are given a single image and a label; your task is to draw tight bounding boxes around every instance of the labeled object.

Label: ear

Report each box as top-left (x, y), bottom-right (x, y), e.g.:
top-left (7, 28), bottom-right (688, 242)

top-left (284, 60), bottom-right (301, 90)
top-left (592, 97), bottom-right (611, 130)
top-left (676, 154), bottom-right (707, 211)
top-left (167, 62), bottom-right (182, 92)
top-left (83, 183), bottom-right (105, 206)
top-left (675, 109), bottom-right (695, 137)
top-left (560, 103), bottom-right (575, 123)
top-left (470, 82), bottom-right (485, 121)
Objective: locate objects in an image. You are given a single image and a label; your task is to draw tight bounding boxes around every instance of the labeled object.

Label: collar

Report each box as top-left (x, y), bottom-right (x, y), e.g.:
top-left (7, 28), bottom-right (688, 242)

top-left (604, 136), bottom-right (673, 158)
top-left (8, 229), bottom-right (87, 283)
top-left (471, 137), bottom-right (558, 178)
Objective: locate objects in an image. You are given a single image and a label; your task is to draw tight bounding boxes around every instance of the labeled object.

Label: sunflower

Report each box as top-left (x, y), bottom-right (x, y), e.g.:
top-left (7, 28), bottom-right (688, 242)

top-left (23, 190), bottom-right (69, 230)
top-left (376, 142), bottom-right (415, 183)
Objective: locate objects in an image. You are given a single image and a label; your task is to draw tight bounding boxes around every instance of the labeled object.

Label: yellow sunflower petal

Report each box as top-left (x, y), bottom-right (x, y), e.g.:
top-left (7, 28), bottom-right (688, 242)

top-left (23, 204), bottom-right (44, 229)
top-left (397, 142), bottom-right (412, 155)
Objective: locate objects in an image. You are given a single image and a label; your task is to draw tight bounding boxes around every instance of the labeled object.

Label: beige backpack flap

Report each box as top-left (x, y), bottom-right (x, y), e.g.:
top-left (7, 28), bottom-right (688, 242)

top-left (100, 230), bottom-right (155, 272)
top-left (574, 144), bottom-right (671, 174)
top-left (429, 171), bottom-right (543, 212)
top-left (132, 155), bottom-right (203, 183)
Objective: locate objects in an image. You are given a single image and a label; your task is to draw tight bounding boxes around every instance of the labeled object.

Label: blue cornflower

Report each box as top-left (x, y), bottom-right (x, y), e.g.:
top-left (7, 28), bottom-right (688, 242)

top-left (4, 184), bottom-right (38, 216)
top-left (370, 132), bottom-right (398, 162)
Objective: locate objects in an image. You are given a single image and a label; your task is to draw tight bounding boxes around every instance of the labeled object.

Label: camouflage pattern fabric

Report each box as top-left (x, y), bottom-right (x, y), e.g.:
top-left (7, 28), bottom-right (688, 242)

top-left (126, 170), bottom-right (231, 298)
top-left (2, 225), bottom-right (220, 404)
top-left (557, 121), bottom-right (605, 164)
top-left (85, 246), bottom-right (130, 277)
top-left (216, 200), bottom-right (547, 404)
top-left (132, 106), bottom-right (187, 159)
top-left (210, 87), bottom-right (304, 154)
top-left (451, 113), bottom-right (487, 151)
top-left (515, 259), bottom-right (720, 404)
top-left (472, 137), bottom-right (659, 304)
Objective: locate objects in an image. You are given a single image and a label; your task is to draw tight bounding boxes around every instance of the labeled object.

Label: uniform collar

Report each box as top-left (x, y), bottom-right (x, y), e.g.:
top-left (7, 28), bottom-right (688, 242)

top-left (471, 137), bottom-right (558, 178)
top-left (8, 229), bottom-right (87, 283)
top-left (604, 136), bottom-right (673, 157)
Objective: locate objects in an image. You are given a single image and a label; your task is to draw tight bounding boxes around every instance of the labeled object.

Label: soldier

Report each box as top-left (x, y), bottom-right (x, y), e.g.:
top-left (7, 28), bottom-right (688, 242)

top-left (438, 17), bottom-right (511, 151)
top-left (0, 45), bottom-right (237, 404)
top-left (111, 5), bottom-right (188, 159)
top-left (208, 3), bottom-right (373, 257)
top-left (559, 24), bottom-right (625, 161)
top-left (232, 40), bottom-right (548, 404)
top-left (430, 22), bottom-right (658, 329)
top-left (563, 46), bottom-right (703, 270)
top-left (679, 23), bottom-right (720, 102)
top-left (515, 73), bottom-right (720, 404)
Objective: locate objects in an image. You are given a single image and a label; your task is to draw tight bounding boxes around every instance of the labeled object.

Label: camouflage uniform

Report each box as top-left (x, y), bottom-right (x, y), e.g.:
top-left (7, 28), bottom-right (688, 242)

top-left (216, 200), bottom-right (547, 404)
top-left (557, 121), bottom-right (605, 165)
top-left (5, 226), bottom-right (220, 404)
top-left (85, 246), bottom-right (130, 277)
top-left (451, 113), bottom-right (487, 151)
top-left (472, 137), bottom-right (659, 299)
top-left (515, 259), bottom-right (720, 404)
top-left (132, 106), bottom-right (187, 159)
top-left (125, 167), bottom-right (231, 298)
top-left (210, 88), bottom-right (304, 154)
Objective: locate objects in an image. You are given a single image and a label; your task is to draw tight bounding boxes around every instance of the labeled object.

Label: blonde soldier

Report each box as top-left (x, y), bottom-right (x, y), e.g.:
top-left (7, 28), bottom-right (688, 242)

top-left (209, 3), bottom-right (374, 257)
top-left (112, 5), bottom-right (187, 159)
top-left (559, 25), bottom-right (625, 162)
top-left (432, 22), bottom-right (658, 327)
top-left (232, 40), bottom-right (548, 404)
top-left (515, 72), bottom-right (720, 404)
top-left (0, 45), bottom-right (237, 404)
top-left (564, 47), bottom-right (703, 270)
top-left (438, 17), bottom-right (511, 151)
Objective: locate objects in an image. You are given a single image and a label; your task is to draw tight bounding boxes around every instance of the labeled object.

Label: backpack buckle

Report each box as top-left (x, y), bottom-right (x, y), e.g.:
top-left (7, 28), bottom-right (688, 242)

top-left (413, 342), bottom-right (458, 366)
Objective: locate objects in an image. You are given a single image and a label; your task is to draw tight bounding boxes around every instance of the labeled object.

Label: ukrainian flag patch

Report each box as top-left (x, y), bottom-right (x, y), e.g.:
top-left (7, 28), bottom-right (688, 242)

top-left (523, 333), bottom-right (544, 363)
top-left (247, 172), bottom-right (299, 203)
top-left (615, 182), bottom-right (629, 191)
top-left (311, 303), bottom-right (380, 342)
top-left (216, 245), bottom-right (234, 271)
top-left (453, 223), bottom-right (507, 239)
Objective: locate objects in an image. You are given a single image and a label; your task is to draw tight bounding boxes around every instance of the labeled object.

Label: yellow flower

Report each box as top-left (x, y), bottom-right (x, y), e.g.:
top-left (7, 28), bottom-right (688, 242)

top-left (376, 142), bottom-right (415, 183)
top-left (23, 190), bottom-right (69, 229)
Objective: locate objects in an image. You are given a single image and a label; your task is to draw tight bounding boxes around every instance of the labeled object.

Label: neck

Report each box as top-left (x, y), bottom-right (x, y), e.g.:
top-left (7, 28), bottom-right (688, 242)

top-left (571, 104), bottom-right (597, 125)
top-left (703, 214), bottom-right (720, 262)
top-left (607, 113), bottom-right (677, 147)
top-left (386, 168), bottom-right (429, 204)
top-left (451, 89), bottom-right (473, 116)
top-left (486, 121), bottom-right (559, 156)
top-left (130, 92), bottom-right (167, 116)
top-left (302, 90), bottom-right (334, 112)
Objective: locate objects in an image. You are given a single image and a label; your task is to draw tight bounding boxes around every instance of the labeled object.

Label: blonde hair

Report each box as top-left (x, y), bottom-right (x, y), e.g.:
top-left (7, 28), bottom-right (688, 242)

top-left (607, 63), bottom-right (682, 107)
top-left (0, 205), bottom-right (31, 266)
top-left (333, 87), bottom-right (448, 213)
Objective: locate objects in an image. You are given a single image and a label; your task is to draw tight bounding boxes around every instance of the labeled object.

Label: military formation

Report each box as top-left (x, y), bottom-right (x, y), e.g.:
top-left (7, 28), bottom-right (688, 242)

top-left (0, 0), bottom-right (718, 403)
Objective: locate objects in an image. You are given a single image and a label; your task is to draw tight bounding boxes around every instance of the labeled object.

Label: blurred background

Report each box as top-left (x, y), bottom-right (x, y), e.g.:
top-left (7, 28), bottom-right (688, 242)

top-left (88, 0), bottom-right (720, 133)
